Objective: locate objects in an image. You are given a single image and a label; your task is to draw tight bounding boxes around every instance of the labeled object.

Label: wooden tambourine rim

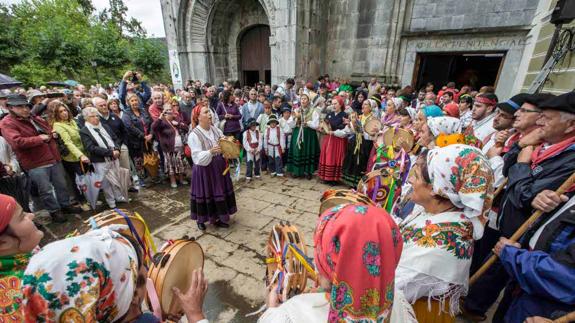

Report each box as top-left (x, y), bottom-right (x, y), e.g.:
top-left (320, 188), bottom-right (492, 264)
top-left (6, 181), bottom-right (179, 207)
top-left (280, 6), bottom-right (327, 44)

top-left (77, 209), bottom-right (147, 241)
top-left (218, 136), bottom-right (240, 159)
top-left (266, 223), bottom-right (308, 296)
top-left (319, 190), bottom-right (375, 215)
top-left (382, 128), bottom-right (414, 152)
top-left (147, 240), bottom-right (205, 317)
top-left (364, 118), bottom-right (382, 136)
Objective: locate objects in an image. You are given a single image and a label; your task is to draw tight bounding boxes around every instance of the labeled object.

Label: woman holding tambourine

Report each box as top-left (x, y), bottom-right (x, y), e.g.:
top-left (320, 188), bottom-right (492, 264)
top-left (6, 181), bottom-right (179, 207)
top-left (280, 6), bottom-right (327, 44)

top-left (187, 105), bottom-right (237, 231)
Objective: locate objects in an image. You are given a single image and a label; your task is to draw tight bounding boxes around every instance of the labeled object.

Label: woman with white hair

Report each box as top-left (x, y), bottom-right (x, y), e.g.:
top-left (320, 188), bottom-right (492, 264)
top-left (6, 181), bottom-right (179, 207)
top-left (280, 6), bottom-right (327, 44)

top-left (381, 98), bottom-right (403, 128)
top-left (80, 107), bottom-right (126, 209)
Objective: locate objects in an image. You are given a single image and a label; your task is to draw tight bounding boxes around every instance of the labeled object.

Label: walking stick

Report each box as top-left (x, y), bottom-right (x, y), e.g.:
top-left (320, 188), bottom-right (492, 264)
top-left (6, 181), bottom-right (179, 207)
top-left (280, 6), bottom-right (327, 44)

top-left (553, 311), bottom-right (575, 323)
top-left (469, 170), bottom-right (575, 286)
top-left (493, 178), bottom-right (508, 198)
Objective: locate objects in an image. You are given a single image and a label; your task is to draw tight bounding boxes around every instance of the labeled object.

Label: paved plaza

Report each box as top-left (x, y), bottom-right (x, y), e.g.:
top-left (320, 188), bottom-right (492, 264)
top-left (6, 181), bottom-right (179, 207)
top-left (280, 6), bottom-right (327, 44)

top-left (37, 173), bottom-right (337, 322)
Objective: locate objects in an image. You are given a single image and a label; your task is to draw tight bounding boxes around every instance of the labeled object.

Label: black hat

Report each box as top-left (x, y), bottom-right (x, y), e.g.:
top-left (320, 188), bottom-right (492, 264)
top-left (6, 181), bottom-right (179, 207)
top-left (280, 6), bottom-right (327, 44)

top-left (267, 114), bottom-right (279, 125)
top-left (539, 91), bottom-right (575, 114)
top-left (6, 94), bottom-right (30, 107)
top-left (247, 117), bottom-right (258, 127)
top-left (497, 93), bottom-right (529, 115)
top-left (524, 93), bottom-right (557, 108)
top-left (281, 105), bottom-right (292, 113)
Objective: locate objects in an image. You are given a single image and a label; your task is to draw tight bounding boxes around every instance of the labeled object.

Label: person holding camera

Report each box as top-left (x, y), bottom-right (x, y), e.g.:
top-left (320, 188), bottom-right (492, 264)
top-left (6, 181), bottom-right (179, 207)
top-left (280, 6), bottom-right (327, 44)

top-left (118, 71), bottom-right (151, 111)
top-left (0, 94), bottom-right (81, 223)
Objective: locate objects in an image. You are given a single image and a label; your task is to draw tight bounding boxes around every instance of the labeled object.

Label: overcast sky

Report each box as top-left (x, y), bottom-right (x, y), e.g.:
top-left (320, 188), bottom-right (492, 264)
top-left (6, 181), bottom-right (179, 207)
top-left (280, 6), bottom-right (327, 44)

top-left (3, 0), bottom-right (166, 37)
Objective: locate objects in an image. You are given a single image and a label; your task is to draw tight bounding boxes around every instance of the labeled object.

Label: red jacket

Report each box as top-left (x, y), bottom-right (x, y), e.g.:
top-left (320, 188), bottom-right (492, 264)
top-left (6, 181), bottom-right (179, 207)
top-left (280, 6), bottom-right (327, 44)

top-left (0, 114), bottom-right (61, 170)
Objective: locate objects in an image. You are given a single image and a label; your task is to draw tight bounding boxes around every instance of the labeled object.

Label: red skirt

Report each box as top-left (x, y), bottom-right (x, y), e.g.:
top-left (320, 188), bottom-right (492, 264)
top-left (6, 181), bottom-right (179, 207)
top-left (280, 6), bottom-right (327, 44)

top-left (318, 135), bottom-right (347, 181)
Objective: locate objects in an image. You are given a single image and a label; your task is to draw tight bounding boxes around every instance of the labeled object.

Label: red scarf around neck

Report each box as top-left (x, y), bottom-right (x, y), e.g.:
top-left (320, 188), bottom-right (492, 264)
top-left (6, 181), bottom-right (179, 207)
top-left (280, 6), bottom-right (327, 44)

top-left (531, 136), bottom-right (575, 169)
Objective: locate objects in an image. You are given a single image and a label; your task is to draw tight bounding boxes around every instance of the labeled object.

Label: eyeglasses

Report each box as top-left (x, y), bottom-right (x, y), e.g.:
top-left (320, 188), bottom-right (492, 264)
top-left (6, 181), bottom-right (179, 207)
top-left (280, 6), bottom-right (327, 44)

top-left (518, 107), bottom-right (541, 114)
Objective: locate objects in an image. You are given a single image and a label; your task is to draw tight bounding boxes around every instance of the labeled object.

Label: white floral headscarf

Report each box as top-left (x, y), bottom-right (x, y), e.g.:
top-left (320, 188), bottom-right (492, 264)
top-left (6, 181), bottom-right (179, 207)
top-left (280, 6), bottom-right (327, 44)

top-left (426, 144), bottom-right (494, 239)
top-left (426, 116), bottom-right (462, 137)
top-left (22, 227), bottom-right (139, 322)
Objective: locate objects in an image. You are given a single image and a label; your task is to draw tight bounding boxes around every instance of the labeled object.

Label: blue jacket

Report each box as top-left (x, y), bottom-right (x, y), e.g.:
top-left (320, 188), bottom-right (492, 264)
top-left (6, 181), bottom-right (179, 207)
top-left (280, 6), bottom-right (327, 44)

top-left (240, 101), bottom-right (264, 129)
top-left (118, 80), bottom-right (151, 111)
top-left (500, 200), bottom-right (575, 322)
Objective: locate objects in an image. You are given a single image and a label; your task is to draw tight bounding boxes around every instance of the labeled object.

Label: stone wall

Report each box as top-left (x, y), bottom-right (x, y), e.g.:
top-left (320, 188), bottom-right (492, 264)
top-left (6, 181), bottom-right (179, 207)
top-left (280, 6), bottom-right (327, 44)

top-left (521, 0), bottom-right (575, 94)
top-left (410, 0), bottom-right (539, 31)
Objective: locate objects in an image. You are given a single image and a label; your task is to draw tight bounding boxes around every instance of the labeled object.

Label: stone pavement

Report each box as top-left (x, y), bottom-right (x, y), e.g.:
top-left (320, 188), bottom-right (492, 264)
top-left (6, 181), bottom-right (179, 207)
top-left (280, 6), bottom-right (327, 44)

top-left (36, 172), bottom-right (493, 322)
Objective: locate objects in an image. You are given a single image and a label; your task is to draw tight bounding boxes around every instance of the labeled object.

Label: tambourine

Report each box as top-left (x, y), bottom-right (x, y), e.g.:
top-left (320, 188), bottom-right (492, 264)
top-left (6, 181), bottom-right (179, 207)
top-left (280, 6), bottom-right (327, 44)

top-left (218, 136), bottom-right (241, 159)
top-left (357, 168), bottom-right (403, 211)
top-left (265, 222), bottom-right (316, 302)
top-left (319, 189), bottom-right (375, 216)
top-left (364, 118), bottom-right (382, 136)
top-left (69, 209), bottom-right (156, 265)
top-left (147, 238), bottom-right (204, 320)
top-left (382, 127), bottom-right (414, 152)
top-left (321, 120), bottom-right (331, 134)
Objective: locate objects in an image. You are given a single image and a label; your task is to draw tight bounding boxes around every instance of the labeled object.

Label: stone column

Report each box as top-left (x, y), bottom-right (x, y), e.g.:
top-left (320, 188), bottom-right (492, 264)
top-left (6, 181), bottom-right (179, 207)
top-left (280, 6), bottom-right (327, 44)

top-left (269, 0), bottom-right (299, 84)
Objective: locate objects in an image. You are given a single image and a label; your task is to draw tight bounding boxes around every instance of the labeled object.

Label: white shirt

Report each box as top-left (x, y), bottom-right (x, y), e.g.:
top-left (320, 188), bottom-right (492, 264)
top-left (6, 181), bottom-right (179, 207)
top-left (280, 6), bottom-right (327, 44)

top-left (263, 126), bottom-right (285, 157)
top-left (187, 126), bottom-right (223, 166)
top-left (242, 129), bottom-right (262, 161)
top-left (471, 113), bottom-right (496, 144)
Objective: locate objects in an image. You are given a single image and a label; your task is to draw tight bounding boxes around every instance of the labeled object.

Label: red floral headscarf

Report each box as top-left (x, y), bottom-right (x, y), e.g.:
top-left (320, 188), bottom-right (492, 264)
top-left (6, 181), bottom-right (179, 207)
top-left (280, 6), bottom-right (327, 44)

top-left (314, 204), bottom-right (403, 322)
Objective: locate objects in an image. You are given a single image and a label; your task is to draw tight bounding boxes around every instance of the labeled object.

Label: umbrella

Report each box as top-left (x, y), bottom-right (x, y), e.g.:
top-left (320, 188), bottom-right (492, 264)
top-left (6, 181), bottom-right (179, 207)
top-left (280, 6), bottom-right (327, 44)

top-left (0, 73), bottom-right (22, 90)
top-left (76, 165), bottom-right (104, 210)
top-left (64, 79), bottom-right (79, 87)
top-left (46, 81), bottom-right (71, 88)
top-left (105, 162), bottom-right (131, 202)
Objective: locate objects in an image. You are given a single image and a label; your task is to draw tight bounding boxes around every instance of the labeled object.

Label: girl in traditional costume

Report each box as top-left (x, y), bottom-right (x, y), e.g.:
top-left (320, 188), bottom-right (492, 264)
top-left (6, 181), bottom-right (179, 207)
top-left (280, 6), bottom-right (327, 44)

top-left (338, 99), bottom-right (377, 187)
top-left (188, 105), bottom-right (237, 231)
top-left (287, 93), bottom-right (320, 179)
top-left (396, 144), bottom-right (494, 322)
top-left (318, 96), bottom-right (347, 183)
top-left (259, 204), bottom-right (416, 323)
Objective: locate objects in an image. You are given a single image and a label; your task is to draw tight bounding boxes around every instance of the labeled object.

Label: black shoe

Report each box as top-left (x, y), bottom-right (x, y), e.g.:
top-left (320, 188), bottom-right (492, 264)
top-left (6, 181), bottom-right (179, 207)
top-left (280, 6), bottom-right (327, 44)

top-left (50, 211), bottom-right (67, 223)
top-left (214, 221), bottom-right (230, 228)
top-left (197, 223), bottom-right (207, 231)
top-left (128, 187), bottom-right (139, 193)
top-left (62, 205), bottom-right (83, 214)
top-left (306, 174), bottom-right (313, 180)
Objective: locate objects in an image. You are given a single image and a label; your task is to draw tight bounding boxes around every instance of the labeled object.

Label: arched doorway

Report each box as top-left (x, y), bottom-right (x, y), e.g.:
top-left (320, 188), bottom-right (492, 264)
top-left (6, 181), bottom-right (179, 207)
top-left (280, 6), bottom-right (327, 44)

top-left (240, 25), bottom-right (271, 86)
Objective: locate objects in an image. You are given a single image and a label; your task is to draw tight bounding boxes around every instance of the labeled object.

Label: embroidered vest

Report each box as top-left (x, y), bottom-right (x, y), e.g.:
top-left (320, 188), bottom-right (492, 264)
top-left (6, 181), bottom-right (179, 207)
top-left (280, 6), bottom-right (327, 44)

top-left (193, 126), bottom-right (220, 150)
top-left (247, 130), bottom-right (260, 149)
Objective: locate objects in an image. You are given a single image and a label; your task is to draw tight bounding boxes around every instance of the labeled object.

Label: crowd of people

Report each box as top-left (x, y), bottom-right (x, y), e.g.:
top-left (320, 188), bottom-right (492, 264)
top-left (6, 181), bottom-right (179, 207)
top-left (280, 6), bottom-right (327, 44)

top-left (0, 71), bottom-right (574, 323)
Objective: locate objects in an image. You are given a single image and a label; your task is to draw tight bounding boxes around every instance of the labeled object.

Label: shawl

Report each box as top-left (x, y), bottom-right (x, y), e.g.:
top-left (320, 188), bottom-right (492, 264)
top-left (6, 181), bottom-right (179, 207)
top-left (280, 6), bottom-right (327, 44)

top-left (85, 122), bottom-right (116, 150)
top-left (426, 116), bottom-right (462, 138)
top-left (0, 253), bottom-right (31, 322)
top-left (22, 227), bottom-right (139, 322)
top-left (422, 105), bottom-right (444, 118)
top-left (426, 144), bottom-right (494, 239)
top-left (315, 204), bottom-right (403, 322)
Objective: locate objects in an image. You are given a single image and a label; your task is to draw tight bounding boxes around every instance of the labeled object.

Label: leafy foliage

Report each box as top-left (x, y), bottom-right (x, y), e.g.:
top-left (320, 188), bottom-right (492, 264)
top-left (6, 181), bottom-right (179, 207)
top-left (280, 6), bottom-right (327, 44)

top-left (4, 0), bottom-right (168, 87)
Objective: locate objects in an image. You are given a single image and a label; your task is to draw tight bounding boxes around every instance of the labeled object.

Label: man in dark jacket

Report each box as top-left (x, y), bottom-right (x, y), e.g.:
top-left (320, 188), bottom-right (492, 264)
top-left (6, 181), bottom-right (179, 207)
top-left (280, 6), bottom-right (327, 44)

top-left (464, 91), bottom-right (575, 320)
top-left (179, 91), bottom-right (195, 121)
top-left (94, 97), bottom-right (126, 147)
top-left (0, 94), bottom-right (81, 223)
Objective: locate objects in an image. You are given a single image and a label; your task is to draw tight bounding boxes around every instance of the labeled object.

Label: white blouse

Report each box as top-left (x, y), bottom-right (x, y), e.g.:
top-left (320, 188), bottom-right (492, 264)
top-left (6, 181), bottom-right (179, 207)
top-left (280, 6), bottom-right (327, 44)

top-left (187, 126), bottom-right (223, 166)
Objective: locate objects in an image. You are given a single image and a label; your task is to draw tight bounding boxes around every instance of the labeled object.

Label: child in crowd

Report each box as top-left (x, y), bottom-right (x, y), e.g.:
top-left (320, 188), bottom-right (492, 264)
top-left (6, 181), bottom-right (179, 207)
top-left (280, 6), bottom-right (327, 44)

top-left (279, 105), bottom-right (294, 167)
top-left (263, 114), bottom-right (285, 177)
top-left (242, 118), bottom-right (262, 182)
top-left (257, 101), bottom-right (273, 172)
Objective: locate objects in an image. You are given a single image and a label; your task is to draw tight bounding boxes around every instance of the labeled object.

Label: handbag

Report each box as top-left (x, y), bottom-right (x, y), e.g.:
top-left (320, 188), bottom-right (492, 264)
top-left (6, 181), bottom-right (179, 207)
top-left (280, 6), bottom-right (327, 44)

top-left (218, 103), bottom-right (228, 131)
top-left (143, 142), bottom-right (160, 178)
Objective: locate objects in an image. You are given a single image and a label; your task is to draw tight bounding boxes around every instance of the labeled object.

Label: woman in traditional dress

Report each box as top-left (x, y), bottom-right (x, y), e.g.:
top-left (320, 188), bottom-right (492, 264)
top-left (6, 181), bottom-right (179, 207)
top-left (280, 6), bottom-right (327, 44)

top-left (338, 99), bottom-right (377, 187)
top-left (259, 204), bottom-right (416, 323)
top-left (418, 116), bottom-right (463, 149)
top-left (381, 98), bottom-right (403, 128)
top-left (122, 92), bottom-right (153, 188)
top-left (287, 93), bottom-right (320, 179)
top-left (152, 104), bottom-right (189, 188)
top-left (22, 226), bottom-right (209, 323)
top-left (187, 105), bottom-right (237, 231)
top-left (396, 144), bottom-right (494, 322)
top-left (318, 96), bottom-right (347, 183)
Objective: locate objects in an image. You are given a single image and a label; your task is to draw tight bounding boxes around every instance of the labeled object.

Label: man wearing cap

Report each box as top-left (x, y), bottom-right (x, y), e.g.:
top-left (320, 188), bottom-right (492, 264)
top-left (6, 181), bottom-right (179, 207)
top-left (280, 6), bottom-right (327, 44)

top-left (0, 194), bottom-right (44, 322)
top-left (466, 92), bottom-right (498, 145)
top-left (0, 94), bottom-right (81, 223)
top-left (464, 91), bottom-right (575, 320)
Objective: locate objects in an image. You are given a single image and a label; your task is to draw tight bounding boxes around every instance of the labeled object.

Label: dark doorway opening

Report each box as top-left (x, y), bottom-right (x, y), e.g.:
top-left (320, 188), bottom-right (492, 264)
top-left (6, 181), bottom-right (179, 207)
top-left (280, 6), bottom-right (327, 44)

top-left (413, 52), bottom-right (505, 91)
top-left (240, 25), bottom-right (271, 86)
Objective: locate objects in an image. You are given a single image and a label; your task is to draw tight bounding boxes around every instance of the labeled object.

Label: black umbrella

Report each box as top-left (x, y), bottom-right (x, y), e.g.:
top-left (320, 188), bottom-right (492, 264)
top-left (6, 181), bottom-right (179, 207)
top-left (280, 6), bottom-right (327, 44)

top-left (0, 73), bottom-right (22, 89)
top-left (46, 81), bottom-right (71, 88)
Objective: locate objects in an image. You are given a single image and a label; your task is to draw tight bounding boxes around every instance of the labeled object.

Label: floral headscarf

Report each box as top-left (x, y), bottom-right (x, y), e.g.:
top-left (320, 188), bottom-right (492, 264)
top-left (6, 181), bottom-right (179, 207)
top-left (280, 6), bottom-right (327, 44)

top-left (22, 227), bottom-right (139, 322)
top-left (314, 204), bottom-right (403, 322)
top-left (426, 144), bottom-right (494, 239)
top-left (427, 116), bottom-right (462, 137)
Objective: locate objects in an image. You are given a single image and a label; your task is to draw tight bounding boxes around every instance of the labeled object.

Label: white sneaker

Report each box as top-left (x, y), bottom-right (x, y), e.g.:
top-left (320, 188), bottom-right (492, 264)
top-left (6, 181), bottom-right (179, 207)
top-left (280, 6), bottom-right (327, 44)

top-left (246, 177), bottom-right (252, 182)
top-left (180, 179), bottom-right (189, 185)
top-left (277, 173), bottom-right (284, 177)
top-left (255, 175), bottom-right (261, 179)
top-left (271, 172), bottom-right (277, 176)
top-left (171, 183), bottom-right (178, 189)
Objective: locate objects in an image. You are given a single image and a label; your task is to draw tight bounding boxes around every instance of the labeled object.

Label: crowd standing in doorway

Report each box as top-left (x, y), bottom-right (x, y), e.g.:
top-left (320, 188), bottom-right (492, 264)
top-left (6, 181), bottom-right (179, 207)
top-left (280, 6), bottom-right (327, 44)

top-left (0, 71), bottom-right (574, 323)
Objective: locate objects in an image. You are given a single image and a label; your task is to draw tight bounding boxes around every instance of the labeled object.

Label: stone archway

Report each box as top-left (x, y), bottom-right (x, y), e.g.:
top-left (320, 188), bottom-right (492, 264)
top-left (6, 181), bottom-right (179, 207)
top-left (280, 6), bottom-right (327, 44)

top-left (239, 24), bottom-right (271, 86)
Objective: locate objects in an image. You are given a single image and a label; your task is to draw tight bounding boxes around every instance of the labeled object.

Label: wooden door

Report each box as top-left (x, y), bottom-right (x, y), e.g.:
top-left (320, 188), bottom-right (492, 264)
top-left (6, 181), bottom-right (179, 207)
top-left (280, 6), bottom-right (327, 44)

top-left (240, 25), bottom-right (271, 86)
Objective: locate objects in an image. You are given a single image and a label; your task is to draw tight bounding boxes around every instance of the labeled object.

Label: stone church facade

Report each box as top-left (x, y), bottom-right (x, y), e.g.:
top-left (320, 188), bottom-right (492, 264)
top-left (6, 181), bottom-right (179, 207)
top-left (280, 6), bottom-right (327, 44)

top-left (161, 0), bottom-right (546, 99)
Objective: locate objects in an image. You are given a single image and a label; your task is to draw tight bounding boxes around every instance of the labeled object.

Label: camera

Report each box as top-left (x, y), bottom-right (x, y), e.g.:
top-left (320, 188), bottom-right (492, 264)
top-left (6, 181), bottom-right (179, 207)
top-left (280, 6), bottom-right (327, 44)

top-left (131, 72), bottom-right (139, 84)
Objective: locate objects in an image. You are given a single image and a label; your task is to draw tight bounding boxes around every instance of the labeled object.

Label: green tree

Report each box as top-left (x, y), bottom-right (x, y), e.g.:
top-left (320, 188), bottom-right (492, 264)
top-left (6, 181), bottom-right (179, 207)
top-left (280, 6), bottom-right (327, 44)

top-left (129, 38), bottom-right (170, 82)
